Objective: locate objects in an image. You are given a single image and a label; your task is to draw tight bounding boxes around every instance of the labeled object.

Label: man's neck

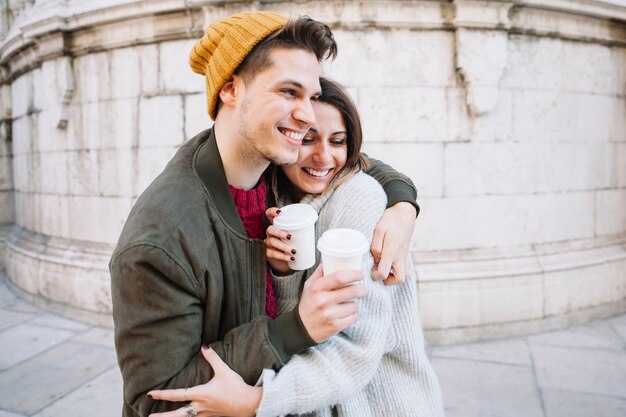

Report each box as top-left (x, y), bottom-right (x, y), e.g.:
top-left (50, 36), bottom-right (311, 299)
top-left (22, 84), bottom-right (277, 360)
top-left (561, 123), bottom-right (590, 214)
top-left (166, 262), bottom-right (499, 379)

top-left (214, 121), bottom-right (270, 190)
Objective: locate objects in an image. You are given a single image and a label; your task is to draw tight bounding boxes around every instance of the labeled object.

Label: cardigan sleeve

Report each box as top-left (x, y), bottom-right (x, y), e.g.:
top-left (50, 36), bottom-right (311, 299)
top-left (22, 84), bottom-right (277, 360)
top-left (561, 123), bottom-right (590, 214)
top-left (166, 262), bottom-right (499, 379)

top-left (256, 174), bottom-right (393, 416)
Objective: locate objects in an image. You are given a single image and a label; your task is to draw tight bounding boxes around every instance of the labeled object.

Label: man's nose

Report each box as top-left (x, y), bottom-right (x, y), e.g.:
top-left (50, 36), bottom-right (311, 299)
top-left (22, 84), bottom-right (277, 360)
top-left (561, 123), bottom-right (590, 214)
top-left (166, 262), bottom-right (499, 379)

top-left (293, 98), bottom-right (316, 127)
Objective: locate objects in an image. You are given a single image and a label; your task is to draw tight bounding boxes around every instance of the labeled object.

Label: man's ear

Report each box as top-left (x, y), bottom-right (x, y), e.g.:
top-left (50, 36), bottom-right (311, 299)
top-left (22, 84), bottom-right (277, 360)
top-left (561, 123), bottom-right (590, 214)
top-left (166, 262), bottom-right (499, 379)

top-left (218, 75), bottom-right (242, 109)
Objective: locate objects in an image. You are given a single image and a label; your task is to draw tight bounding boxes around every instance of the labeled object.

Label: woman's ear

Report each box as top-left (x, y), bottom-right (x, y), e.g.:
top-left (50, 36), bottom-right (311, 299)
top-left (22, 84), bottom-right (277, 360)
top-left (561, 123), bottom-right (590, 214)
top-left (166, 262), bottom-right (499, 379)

top-left (218, 75), bottom-right (242, 109)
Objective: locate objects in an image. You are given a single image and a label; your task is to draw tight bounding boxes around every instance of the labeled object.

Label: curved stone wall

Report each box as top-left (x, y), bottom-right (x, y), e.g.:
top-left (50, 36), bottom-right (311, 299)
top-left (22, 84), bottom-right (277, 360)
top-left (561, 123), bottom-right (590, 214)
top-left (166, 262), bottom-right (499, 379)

top-left (1, 0), bottom-right (625, 341)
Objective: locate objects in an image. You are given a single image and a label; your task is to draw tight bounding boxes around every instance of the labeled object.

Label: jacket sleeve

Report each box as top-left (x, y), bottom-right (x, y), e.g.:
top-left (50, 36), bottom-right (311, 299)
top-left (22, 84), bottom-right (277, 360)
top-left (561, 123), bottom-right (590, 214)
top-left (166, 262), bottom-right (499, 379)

top-left (256, 176), bottom-right (393, 416)
top-left (363, 154), bottom-right (420, 216)
top-left (110, 244), bottom-right (313, 417)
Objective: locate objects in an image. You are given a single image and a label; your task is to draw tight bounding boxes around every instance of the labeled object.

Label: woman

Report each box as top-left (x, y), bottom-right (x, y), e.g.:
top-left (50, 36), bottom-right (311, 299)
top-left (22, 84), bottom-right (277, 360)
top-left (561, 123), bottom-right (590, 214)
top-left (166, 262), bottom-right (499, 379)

top-left (148, 78), bottom-right (444, 417)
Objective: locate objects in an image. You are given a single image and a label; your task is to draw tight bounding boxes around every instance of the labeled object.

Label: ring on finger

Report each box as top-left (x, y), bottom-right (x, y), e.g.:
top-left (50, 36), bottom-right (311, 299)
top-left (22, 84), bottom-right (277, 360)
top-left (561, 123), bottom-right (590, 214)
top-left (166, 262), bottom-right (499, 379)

top-left (183, 404), bottom-right (197, 417)
top-left (184, 387), bottom-right (188, 402)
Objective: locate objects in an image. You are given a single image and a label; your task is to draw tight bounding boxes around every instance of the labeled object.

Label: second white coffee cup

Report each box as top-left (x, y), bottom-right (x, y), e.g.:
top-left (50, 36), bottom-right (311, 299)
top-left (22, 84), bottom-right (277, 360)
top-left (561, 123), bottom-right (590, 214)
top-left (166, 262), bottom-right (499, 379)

top-left (317, 228), bottom-right (369, 276)
top-left (273, 203), bottom-right (318, 271)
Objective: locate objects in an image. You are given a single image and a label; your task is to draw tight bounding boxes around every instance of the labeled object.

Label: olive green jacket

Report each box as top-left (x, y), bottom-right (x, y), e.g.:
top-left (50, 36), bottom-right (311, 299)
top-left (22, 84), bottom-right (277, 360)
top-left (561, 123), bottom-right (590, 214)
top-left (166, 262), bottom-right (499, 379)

top-left (109, 128), bottom-right (418, 417)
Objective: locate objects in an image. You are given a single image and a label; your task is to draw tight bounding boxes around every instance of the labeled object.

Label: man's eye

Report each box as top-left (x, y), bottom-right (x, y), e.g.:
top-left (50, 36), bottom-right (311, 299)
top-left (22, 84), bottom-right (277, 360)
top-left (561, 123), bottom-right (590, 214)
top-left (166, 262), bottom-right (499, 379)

top-left (302, 136), bottom-right (315, 144)
top-left (281, 89), bottom-right (296, 97)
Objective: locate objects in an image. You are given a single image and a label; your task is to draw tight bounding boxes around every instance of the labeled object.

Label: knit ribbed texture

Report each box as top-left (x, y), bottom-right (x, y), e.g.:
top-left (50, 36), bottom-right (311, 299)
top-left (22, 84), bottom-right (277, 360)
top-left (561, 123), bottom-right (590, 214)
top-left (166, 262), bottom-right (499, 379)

top-left (258, 172), bottom-right (444, 416)
top-left (228, 176), bottom-right (277, 320)
top-left (189, 11), bottom-right (288, 120)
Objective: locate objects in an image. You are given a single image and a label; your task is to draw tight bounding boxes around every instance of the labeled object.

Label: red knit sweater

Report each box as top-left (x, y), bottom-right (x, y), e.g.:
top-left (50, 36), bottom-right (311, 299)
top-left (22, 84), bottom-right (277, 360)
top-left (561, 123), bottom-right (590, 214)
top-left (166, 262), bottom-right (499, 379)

top-left (228, 176), bottom-right (277, 319)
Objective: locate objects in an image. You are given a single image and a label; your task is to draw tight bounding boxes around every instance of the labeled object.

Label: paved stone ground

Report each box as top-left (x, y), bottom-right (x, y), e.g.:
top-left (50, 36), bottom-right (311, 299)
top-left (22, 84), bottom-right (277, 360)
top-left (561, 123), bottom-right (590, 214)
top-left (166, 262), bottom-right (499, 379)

top-left (1, 271), bottom-right (625, 417)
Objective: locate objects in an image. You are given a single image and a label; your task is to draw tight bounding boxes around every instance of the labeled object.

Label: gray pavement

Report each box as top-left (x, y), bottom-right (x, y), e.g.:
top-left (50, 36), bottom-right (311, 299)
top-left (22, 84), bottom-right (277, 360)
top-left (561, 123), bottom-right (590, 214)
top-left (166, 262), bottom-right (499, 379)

top-left (1, 270), bottom-right (625, 417)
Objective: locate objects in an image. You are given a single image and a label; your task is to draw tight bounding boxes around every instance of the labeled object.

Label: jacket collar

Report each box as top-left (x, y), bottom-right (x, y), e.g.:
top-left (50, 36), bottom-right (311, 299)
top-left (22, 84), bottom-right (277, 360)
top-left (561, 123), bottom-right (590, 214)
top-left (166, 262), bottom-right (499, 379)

top-left (194, 127), bottom-right (247, 236)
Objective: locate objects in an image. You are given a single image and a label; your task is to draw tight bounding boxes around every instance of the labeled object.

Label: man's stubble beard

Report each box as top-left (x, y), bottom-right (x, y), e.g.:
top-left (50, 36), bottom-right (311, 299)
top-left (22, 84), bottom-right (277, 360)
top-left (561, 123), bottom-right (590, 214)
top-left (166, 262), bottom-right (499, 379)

top-left (238, 97), bottom-right (297, 168)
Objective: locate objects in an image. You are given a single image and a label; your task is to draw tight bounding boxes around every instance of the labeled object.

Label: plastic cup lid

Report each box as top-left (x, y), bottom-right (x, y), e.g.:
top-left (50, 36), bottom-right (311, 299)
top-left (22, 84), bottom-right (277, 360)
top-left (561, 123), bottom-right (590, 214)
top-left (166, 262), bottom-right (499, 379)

top-left (317, 228), bottom-right (369, 257)
top-left (273, 203), bottom-right (318, 230)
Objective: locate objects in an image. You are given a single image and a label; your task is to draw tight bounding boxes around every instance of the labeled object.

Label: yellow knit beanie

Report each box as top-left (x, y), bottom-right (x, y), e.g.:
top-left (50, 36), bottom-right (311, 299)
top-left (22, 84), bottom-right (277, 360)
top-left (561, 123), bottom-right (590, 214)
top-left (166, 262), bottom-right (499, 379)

top-left (190, 11), bottom-right (289, 120)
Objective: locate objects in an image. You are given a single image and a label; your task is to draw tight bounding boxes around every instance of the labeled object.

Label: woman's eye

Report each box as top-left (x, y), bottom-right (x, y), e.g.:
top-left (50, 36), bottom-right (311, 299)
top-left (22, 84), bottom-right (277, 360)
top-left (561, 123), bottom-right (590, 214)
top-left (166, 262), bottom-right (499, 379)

top-left (330, 138), bottom-right (346, 146)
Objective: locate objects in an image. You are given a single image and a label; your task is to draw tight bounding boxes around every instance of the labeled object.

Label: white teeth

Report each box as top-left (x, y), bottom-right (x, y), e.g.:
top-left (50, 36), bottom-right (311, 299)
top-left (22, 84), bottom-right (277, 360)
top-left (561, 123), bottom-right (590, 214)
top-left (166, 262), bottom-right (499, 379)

top-left (283, 130), bottom-right (304, 141)
top-left (304, 168), bottom-right (331, 177)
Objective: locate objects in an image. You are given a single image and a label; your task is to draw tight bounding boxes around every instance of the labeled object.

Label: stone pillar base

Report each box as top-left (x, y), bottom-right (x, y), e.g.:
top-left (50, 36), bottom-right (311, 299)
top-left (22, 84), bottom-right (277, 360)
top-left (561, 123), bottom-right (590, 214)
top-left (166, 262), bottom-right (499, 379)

top-left (5, 227), bottom-right (113, 327)
top-left (418, 236), bottom-right (626, 345)
top-left (0, 224), bottom-right (13, 271)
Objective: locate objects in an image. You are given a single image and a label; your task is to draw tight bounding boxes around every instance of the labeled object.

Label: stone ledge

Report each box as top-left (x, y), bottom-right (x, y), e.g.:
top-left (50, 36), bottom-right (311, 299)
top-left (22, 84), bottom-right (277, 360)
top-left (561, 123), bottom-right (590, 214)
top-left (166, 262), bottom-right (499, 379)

top-left (5, 226), bottom-right (114, 326)
top-left (425, 298), bottom-right (626, 346)
top-left (416, 236), bottom-right (626, 341)
top-left (2, 0), bottom-right (626, 79)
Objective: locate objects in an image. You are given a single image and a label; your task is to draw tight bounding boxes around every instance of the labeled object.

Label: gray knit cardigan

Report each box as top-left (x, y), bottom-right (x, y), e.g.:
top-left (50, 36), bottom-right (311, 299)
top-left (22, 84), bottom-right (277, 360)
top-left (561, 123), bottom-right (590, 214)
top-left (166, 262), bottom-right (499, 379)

top-left (256, 172), bottom-right (445, 417)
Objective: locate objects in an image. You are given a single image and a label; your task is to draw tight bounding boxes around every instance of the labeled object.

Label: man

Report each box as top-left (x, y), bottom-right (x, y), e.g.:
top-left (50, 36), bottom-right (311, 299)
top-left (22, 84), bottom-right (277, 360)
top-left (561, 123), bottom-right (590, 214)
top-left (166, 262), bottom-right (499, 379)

top-left (110, 11), bottom-right (418, 417)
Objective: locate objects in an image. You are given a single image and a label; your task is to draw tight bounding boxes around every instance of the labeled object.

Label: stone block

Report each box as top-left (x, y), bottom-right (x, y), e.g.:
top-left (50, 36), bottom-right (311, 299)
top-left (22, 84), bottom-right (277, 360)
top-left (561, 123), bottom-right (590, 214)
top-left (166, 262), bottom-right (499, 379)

top-left (414, 192), bottom-right (595, 251)
top-left (74, 51), bottom-right (112, 103)
top-left (37, 194), bottom-right (69, 239)
top-left (358, 86), bottom-right (448, 142)
top-left (560, 40), bottom-right (614, 94)
top-left (31, 365), bottom-right (122, 417)
top-left (0, 153), bottom-right (11, 190)
top-left (98, 148), bottom-right (136, 198)
top-left (11, 155), bottom-right (29, 192)
top-left (431, 358), bottom-right (543, 417)
top-left (550, 141), bottom-right (614, 192)
top-left (72, 98), bottom-right (138, 151)
top-left (610, 47), bottom-right (626, 94)
top-left (135, 147), bottom-right (178, 195)
top-left (184, 93), bottom-right (213, 140)
top-left (32, 59), bottom-right (61, 112)
top-left (362, 143), bottom-right (444, 198)
top-left (610, 95), bottom-right (626, 143)
top-left (11, 116), bottom-right (32, 157)
top-left (37, 262), bottom-right (112, 314)
top-left (528, 320), bottom-right (626, 350)
top-left (543, 257), bottom-right (626, 316)
top-left (618, 144), bottom-right (626, 187)
top-left (67, 149), bottom-right (100, 196)
top-left (160, 39), bottom-right (203, 94)
top-left (15, 192), bottom-right (34, 231)
top-left (110, 47), bottom-right (142, 99)
top-left (531, 344), bottom-right (626, 397)
top-left (419, 272), bottom-right (544, 329)
top-left (323, 29), bottom-right (455, 88)
top-left (470, 88), bottom-right (513, 142)
top-left (445, 87), bottom-right (473, 142)
top-left (68, 195), bottom-right (132, 244)
top-left (34, 107), bottom-right (68, 153)
top-left (512, 90), bottom-right (611, 143)
top-left (502, 35), bottom-right (564, 91)
top-left (0, 323), bottom-right (76, 371)
top-left (72, 327), bottom-right (115, 349)
top-left (35, 152), bottom-right (68, 195)
top-left (137, 44), bottom-right (160, 95)
top-left (0, 191), bottom-right (15, 224)
top-left (11, 73), bottom-right (33, 119)
top-left (0, 192), bottom-right (14, 225)
top-left (0, 342), bottom-right (117, 415)
top-left (139, 95), bottom-right (184, 147)
top-left (595, 189), bottom-right (626, 236)
top-left (431, 338), bottom-right (532, 366)
top-left (0, 309), bottom-right (34, 332)
top-left (444, 141), bottom-right (552, 196)
top-left (542, 389), bottom-right (626, 417)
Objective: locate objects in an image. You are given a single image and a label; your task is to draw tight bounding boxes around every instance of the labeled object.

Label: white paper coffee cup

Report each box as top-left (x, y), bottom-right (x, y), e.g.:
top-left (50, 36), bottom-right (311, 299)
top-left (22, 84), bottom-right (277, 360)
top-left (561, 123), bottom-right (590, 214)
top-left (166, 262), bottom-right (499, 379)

top-left (273, 203), bottom-right (318, 270)
top-left (317, 228), bottom-right (369, 276)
